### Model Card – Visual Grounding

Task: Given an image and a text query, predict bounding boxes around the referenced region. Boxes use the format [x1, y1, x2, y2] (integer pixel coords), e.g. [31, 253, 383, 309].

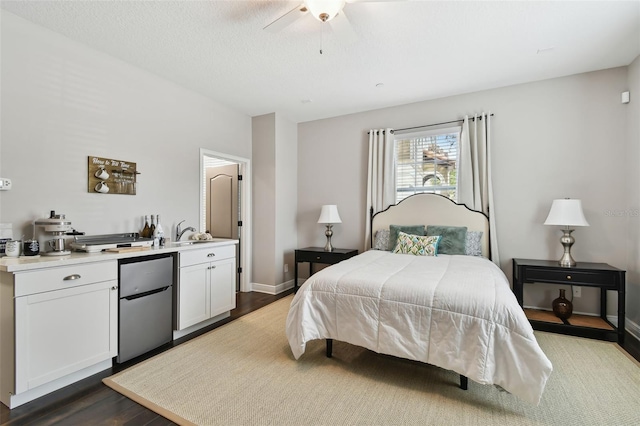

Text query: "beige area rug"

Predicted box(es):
[104, 296, 640, 425]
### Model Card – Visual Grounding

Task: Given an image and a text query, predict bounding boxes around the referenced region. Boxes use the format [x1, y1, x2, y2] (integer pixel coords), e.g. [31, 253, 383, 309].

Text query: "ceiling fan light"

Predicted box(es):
[304, 0, 346, 22]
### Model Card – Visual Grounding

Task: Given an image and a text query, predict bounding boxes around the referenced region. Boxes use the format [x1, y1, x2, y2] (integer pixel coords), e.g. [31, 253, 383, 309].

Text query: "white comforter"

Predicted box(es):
[286, 250, 553, 405]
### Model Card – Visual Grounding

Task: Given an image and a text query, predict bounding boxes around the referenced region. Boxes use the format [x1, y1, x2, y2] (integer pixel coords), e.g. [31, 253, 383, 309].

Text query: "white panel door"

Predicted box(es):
[206, 164, 238, 239]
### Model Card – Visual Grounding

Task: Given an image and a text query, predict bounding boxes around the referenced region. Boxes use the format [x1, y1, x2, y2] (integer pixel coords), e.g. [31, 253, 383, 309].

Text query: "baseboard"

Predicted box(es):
[619, 317, 640, 341]
[623, 330, 640, 363]
[251, 279, 299, 295]
[4, 359, 112, 409]
[173, 311, 230, 340]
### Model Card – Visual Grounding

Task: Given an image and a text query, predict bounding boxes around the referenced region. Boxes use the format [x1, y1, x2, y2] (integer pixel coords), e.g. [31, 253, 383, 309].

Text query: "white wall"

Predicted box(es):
[0, 12, 251, 239]
[625, 55, 640, 333]
[298, 67, 631, 319]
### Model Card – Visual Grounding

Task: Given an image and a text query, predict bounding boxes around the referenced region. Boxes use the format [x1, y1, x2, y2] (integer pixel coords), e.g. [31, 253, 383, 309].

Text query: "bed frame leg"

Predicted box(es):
[326, 339, 333, 358]
[459, 375, 468, 390]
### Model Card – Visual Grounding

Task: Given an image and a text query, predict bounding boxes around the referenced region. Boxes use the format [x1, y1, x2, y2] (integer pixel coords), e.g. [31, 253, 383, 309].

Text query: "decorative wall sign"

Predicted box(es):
[88, 156, 139, 195]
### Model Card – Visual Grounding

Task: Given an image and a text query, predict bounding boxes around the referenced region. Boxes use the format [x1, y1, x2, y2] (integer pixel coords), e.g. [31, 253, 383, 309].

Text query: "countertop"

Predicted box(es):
[0, 239, 239, 273]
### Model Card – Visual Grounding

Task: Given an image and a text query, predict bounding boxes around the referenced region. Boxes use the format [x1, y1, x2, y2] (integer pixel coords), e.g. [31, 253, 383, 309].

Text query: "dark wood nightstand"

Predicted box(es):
[294, 247, 358, 292]
[512, 258, 626, 344]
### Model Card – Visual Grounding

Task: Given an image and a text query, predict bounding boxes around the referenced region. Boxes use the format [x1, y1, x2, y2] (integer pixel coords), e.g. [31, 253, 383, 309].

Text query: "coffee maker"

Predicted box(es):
[35, 211, 72, 256]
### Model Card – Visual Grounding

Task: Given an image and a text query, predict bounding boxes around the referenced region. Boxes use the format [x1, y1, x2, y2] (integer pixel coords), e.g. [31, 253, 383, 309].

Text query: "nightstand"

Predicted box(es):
[513, 258, 626, 344]
[294, 247, 358, 292]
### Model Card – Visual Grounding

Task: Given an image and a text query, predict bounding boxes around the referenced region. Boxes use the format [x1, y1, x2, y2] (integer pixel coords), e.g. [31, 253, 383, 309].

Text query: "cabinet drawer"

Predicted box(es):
[179, 244, 236, 267]
[14, 261, 117, 297]
[524, 268, 613, 286]
[296, 250, 346, 264]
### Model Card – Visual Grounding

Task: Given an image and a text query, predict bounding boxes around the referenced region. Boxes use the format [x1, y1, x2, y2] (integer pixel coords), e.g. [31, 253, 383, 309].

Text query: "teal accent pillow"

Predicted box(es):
[426, 225, 468, 255]
[388, 225, 426, 251]
[392, 232, 441, 256]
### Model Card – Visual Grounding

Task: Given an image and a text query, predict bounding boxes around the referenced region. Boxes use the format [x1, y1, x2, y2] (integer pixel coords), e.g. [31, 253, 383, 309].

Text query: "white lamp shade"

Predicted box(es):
[318, 205, 342, 224]
[544, 199, 589, 227]
[304, 0, 346, 22]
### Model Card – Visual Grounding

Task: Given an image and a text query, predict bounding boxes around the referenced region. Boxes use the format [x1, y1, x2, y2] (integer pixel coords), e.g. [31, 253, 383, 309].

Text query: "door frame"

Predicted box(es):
[199, 148, 252, 293]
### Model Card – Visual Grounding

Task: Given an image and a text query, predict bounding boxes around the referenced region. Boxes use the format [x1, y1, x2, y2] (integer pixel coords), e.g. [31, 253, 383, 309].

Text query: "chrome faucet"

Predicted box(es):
[176, 220, 196, 241]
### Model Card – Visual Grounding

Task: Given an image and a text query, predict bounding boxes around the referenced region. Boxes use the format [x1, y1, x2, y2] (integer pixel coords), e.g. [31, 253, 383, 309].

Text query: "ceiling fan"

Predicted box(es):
[264, 0, 405, 45]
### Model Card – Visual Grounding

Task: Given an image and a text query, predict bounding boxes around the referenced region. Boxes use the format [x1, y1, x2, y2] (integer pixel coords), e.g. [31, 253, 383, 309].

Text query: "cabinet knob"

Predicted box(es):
[111, 286, 118, 290]
[566, 275, 572, 280]
[207, 253, 216, 257]
[63, 274, 81, 281]
[208, 265, 217, 270]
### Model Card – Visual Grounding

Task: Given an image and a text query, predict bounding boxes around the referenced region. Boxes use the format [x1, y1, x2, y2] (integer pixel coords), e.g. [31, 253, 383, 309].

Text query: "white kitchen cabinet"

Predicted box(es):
[178, 262, 211, 329]
[0, 261, 118, 408]
[208, 257, 235, 316]
[177, 244, 236, 331]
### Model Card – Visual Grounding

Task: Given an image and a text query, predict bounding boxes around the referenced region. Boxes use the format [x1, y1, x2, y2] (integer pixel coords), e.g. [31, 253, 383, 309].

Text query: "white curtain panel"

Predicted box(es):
[365, 128, 395, 249]
[459, 114, 500, 265]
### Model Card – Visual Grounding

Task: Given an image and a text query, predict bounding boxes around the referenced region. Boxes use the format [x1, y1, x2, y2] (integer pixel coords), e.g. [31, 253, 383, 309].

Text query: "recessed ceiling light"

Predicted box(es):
[376, 83, 384, 88]
[301, 99, 313, 104]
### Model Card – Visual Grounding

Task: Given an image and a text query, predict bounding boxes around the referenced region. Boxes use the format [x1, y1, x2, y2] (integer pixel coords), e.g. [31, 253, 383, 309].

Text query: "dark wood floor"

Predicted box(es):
[2, 290, 639, 426]
[0, 290, 293, 426]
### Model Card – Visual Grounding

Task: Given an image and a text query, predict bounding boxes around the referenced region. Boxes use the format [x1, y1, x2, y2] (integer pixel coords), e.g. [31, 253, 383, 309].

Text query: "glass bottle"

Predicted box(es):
[141, 215, 150, 238]
[149, 215, 156, 238]
[154, 214, 165, 245]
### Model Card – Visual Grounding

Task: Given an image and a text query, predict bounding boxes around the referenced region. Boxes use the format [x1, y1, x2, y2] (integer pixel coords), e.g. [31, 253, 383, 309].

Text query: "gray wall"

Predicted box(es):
[251, 113, 297, 291]
[0, 12, 251, 240]
[275, 114, 298, 285]
[251, 114, 277, 286]
[298, 66, 637, 335]
[625, 55, 640, 330]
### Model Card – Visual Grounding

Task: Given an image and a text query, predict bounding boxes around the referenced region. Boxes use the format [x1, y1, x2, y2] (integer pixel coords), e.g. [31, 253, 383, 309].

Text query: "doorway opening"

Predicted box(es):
[199, 149, 252, 293]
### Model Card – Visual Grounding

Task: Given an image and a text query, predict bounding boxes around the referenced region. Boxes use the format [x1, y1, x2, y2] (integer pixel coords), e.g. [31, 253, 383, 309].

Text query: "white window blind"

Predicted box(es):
[394, 126, 461, 203]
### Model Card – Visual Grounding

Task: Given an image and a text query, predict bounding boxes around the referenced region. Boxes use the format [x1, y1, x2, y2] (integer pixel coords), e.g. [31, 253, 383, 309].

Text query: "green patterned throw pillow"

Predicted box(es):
[392, 232, 441, 256]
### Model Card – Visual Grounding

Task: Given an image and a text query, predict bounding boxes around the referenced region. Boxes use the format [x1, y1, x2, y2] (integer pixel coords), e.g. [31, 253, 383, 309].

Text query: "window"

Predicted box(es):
[394, 126, 460, 203]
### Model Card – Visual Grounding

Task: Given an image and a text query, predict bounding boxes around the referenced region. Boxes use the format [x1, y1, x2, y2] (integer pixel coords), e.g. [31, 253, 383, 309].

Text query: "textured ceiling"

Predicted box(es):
[2, 0, 639, 123]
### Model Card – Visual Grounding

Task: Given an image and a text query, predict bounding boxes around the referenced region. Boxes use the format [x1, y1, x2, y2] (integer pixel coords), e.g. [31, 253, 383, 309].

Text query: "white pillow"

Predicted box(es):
[373, 229, 390, 251]
[465, 231, 483, 256]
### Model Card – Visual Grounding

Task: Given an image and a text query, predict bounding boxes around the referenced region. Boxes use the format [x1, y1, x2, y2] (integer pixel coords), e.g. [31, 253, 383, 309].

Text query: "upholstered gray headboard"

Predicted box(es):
[371, 194, 490, 258]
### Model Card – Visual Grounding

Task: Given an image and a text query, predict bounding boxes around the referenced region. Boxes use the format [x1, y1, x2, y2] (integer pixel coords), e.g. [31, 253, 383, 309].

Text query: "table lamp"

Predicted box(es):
[318, 205, 342, 251]
[544, 198, 589, 267]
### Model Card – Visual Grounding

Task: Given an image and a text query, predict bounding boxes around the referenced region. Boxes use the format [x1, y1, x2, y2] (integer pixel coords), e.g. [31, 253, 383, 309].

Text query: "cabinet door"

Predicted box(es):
[209, 257, 236, 318]
[14, 280, 118, 393]
[178, 262, 211, 330]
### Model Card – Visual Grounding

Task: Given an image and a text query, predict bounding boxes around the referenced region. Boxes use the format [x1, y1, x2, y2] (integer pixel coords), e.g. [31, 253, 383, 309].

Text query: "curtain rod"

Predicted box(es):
[368, 114, 495, 135]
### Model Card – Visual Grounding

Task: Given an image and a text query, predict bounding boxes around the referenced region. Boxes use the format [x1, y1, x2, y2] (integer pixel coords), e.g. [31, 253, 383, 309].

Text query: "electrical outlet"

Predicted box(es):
[573, 286, 581, 298]
[284, 263, 289, 273]
[0, 178, 12, 191]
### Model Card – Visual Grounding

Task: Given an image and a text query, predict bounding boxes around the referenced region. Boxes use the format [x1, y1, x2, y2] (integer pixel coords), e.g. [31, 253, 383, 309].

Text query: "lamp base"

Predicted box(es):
[324, 224, 334, 252]
[558, 228, 576, 267]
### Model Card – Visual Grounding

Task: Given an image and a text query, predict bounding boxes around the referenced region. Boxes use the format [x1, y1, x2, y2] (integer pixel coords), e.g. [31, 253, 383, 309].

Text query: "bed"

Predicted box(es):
[285, 194, 553, 405]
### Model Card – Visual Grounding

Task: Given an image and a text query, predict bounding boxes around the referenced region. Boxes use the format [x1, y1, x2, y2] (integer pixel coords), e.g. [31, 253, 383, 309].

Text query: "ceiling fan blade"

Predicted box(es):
[263, 3, 308, 32]
[346, 0, 409, 3]
[329, 11, 358, 44]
